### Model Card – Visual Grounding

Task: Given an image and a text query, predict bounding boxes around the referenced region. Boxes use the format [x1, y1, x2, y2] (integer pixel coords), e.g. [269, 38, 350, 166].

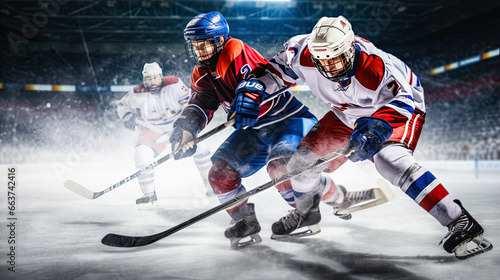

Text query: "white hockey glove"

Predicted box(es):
[122, 113, 137, 131]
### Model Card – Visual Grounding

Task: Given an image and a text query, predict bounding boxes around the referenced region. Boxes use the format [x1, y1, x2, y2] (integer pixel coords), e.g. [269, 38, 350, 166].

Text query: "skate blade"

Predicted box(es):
[270, 224, 321, 240]
[229, 233, 262, 249]
[137, 201, 158, 211]
[454, 234, 493, 260]
[334, 212, 352, 220]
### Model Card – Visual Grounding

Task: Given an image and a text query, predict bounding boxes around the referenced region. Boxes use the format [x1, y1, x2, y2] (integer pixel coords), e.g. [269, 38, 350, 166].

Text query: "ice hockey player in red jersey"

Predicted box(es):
[170, 11, 319, 248]
[116, 62, 213, 208]
[258, 16, 492, 259]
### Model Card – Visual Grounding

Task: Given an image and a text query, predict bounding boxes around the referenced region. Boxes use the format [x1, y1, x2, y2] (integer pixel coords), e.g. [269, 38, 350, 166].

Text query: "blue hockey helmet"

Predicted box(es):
[184, 11, 229, 67]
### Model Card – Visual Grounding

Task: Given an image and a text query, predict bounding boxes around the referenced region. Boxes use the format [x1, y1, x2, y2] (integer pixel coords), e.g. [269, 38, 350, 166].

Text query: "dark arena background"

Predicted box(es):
[1, 1, 499, 279]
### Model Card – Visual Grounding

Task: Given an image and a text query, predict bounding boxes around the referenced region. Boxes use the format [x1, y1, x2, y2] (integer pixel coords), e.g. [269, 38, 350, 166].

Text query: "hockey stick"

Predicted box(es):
[64, 119, 234, 200]
[135, 119, 163, 134]
[65, 85, 294, 200]
[101, 147, 352, 247]
[335, 178, 395, 215]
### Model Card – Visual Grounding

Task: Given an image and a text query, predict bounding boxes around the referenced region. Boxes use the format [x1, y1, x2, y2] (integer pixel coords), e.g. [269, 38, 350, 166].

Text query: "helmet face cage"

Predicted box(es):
[185, 37, 223, 67]
[312, 43, 355, 82]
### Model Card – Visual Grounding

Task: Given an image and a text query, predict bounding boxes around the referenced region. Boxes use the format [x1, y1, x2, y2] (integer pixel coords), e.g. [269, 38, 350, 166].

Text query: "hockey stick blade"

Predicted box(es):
[102, 197, 251, 247]
[102, 148, 351, 248]
[336, 178, 395, 215]
[64, 180, 100, 200]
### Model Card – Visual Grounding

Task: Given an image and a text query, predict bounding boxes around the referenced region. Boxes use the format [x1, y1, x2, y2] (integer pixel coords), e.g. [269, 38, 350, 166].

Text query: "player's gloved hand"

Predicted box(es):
[122, 112, 137, 131]
[346, 117, 393, 162]
[170, 127, 196, 160]
[169, 111, 203, 160]
[228, 79, 267, 129]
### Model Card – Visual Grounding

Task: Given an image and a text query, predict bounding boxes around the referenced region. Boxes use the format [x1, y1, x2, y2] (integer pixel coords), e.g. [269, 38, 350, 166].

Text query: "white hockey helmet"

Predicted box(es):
[142, 62, 162, 77]
[308, 16, 355, 82]
[142, 62, 163, 93]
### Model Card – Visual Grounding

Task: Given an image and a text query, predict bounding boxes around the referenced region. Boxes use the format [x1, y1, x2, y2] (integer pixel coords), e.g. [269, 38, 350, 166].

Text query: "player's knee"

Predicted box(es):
[208, 159, 242, 195]
[397, 163, 423, 189]
[267, 157, 288, 178]
[287, 146, 318, 173]
[288, 146, 323, 186]
[268, 157, 292, 192]
[373, 145, 417, 186]
[134, 145, 156, 167]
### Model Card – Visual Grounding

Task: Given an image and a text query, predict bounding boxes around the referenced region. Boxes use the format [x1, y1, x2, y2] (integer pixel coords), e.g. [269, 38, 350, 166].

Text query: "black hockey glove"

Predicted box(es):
[122, 112, 137, 131]
[170, 110, 204, 160]
[347, 117, 393, 162]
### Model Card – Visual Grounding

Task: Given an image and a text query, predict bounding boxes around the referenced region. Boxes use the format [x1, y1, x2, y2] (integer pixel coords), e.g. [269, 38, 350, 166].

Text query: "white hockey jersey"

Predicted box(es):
[266, 35, 426, 129]
[116, 76, 190, 132]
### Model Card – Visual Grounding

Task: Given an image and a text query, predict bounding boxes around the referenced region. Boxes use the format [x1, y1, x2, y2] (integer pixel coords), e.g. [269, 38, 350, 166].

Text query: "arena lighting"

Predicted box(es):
[430, 47, 499, 75]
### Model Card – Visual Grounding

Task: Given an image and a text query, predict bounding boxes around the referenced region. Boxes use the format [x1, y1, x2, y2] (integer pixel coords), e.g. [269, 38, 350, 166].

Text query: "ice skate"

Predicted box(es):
[224, 203, 262, 249]
[439, 199, 493, 260]
[271, 194, 321, 240]
[136, 192, 158, 210]
[326, 179, 394, 220]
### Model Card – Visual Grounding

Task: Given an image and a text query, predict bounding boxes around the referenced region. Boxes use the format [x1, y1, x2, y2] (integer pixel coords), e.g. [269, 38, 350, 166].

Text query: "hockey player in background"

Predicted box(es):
[116, 62, 213, 208]
[169, 11, 320, 248]
[257, 16, 492, 259]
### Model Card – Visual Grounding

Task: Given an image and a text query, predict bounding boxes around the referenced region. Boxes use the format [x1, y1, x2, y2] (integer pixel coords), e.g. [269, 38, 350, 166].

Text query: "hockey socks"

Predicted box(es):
[399, 164, 461, 226]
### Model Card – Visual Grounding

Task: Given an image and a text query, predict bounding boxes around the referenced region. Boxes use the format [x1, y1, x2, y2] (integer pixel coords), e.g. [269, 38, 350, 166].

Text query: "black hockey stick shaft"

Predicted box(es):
[101, 147, 351, 247]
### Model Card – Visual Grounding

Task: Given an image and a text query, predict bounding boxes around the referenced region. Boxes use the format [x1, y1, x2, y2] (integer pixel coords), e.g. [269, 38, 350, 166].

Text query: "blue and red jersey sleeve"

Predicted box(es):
[216, 38, 269, 90]
[184, 38, 270, 128]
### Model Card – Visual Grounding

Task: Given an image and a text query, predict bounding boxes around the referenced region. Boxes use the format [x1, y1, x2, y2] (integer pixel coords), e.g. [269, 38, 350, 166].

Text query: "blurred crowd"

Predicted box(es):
[1, 36, 499, 163]
[416, 88, 500, 161]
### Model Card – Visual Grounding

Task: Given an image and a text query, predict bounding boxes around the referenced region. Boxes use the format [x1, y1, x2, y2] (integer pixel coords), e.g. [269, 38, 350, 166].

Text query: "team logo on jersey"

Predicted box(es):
[240, 64, 252, 80]
[333, 84, 349, 91]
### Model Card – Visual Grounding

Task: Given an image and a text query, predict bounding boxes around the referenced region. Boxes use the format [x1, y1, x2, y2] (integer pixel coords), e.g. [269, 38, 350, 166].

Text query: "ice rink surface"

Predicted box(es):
[1, 155, 499, 280]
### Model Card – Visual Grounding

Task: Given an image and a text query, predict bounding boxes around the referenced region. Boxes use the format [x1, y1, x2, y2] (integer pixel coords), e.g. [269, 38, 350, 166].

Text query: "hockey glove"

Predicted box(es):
[347, 117, 393, 162]
[170, 110, 203, 160]
[228, 79, 267, 129]
[122, 112, 137, 131]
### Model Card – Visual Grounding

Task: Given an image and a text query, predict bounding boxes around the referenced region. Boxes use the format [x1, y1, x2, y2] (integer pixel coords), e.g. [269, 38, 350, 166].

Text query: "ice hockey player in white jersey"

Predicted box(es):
[116, 62, 213, 208]
[258, 16, 492, 259]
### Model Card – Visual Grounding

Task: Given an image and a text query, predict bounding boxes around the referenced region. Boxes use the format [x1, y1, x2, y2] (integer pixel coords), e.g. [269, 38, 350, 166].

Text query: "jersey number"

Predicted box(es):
[240, 64, 252, 80]
[387, 80, 401, 96]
